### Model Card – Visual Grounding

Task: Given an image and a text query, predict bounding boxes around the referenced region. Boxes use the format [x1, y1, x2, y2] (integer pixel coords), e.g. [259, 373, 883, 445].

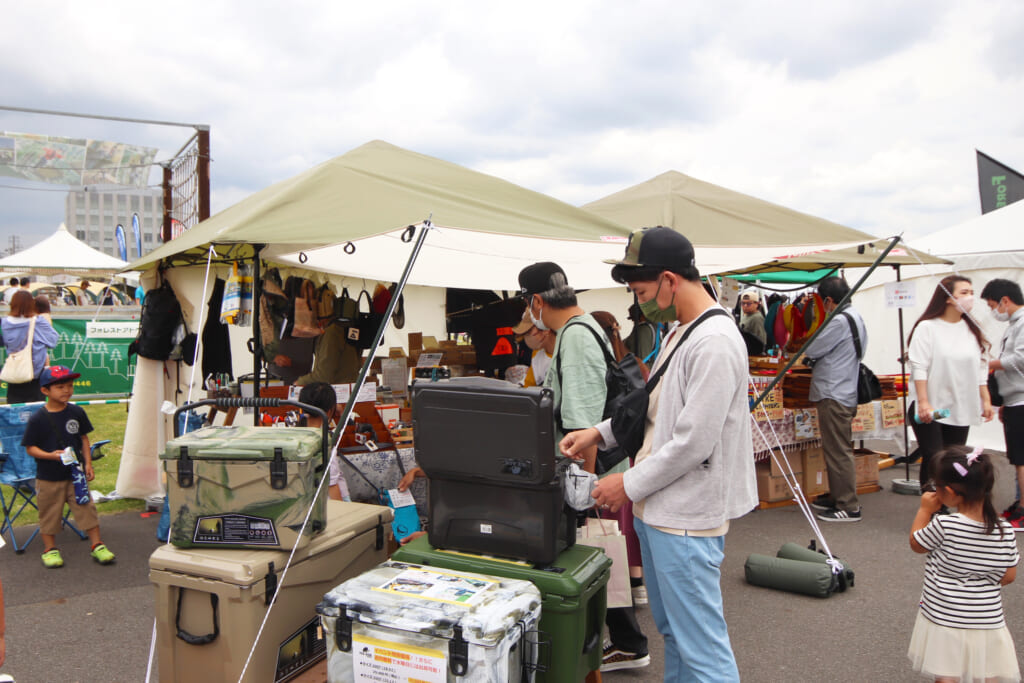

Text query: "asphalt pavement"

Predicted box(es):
[2, 453, 1023, 682]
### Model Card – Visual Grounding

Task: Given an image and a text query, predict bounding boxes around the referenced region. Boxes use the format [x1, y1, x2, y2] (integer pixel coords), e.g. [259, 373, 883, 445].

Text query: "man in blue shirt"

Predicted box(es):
[804, 277, 867, 522]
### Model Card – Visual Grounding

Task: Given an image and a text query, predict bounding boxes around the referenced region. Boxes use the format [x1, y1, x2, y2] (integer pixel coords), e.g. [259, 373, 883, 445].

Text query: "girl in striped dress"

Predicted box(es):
[909, 446, 1020, 682]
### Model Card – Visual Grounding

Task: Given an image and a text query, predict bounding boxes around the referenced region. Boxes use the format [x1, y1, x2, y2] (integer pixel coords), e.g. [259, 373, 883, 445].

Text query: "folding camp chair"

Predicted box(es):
[0, 404, 109, 554]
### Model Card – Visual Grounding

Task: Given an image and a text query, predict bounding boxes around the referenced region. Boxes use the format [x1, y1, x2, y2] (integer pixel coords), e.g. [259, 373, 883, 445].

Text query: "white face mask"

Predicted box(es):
[529, 298, 548, 331]
[992, 302, 1011, 323]
[956, 295, 974, 314]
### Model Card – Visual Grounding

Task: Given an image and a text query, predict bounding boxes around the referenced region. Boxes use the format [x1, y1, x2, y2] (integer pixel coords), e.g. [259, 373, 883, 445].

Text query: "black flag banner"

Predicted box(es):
[977, 150, 1024, 214]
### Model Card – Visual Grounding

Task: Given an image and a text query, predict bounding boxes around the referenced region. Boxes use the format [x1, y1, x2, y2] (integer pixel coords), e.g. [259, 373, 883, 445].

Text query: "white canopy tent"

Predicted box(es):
[0, 223, 130, 274]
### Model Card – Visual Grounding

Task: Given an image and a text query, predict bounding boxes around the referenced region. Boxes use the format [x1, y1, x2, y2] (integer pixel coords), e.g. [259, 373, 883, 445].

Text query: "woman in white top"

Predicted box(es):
[908, 275, 994, 492]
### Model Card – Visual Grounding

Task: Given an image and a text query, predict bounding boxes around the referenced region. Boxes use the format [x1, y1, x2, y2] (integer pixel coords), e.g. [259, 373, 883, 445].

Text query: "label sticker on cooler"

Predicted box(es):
[192, 514, 280, 545]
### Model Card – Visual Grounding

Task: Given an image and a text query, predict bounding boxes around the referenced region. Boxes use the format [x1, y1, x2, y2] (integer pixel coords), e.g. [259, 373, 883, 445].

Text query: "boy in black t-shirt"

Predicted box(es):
[21, 366, 115, 568]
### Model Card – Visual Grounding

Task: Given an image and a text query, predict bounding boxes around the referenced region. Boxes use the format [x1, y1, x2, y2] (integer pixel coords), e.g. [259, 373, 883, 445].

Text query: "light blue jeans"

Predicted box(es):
[634, 518, 740, 682]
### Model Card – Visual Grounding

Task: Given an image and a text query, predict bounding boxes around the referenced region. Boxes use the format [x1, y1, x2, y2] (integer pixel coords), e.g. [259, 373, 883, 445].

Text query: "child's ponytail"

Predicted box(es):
[931, 446, 1003, 537]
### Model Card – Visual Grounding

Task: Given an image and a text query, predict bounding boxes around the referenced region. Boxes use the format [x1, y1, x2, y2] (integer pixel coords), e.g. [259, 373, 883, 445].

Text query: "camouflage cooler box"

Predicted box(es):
[161, 424, 328, 550]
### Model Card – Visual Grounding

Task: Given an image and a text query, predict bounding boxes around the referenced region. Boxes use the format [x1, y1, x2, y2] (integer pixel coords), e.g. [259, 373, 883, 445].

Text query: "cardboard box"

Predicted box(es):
[756, 462, 794, 503]
[802, 446, 829, 497]
[766, 447, 804, 478]
[854, 448, 880, 485]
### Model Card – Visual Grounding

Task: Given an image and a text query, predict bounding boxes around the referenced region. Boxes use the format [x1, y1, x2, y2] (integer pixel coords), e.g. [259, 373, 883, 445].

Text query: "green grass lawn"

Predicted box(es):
[1, 402, 146, 527]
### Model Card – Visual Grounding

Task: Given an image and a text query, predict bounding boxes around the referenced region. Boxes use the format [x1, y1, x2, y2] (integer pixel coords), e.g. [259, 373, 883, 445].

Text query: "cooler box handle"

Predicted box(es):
[173, 397, 330, 470]
[175, 589, 219, 645]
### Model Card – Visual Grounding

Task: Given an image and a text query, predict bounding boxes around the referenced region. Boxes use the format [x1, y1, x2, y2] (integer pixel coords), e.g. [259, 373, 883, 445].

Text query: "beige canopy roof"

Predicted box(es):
[129, 140, 634, 273]
[583, 170, 948, 272]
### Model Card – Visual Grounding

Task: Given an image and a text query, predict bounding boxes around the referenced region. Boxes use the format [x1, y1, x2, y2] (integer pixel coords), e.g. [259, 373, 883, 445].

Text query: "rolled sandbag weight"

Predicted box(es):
[777, 542, 854, 591]
[744, 554, 840, 598]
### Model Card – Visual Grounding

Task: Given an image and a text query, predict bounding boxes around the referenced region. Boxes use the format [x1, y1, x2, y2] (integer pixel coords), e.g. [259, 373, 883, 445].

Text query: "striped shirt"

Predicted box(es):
[914, 513, 1019, 629]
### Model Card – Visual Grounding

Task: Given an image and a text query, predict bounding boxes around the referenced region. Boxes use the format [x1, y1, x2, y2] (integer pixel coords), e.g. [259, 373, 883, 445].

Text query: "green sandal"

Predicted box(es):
[41, 548, 64, 568]
[91, 543, 116, 565]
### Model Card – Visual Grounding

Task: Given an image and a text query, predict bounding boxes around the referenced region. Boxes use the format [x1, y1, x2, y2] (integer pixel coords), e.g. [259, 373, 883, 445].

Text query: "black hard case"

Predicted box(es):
[411, 377, 575, 564]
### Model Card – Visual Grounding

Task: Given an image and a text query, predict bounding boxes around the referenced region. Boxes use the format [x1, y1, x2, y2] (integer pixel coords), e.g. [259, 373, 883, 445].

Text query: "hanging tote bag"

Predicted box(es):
[0, 317, 37, 384]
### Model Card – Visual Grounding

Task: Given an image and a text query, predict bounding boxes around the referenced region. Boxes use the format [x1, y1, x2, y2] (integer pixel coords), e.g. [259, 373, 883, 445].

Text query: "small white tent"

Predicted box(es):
[0, 223, 130, 273]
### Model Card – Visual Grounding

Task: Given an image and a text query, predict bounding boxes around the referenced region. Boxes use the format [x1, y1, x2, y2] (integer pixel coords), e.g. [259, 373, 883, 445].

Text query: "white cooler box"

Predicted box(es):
[318, 561, 542, 682]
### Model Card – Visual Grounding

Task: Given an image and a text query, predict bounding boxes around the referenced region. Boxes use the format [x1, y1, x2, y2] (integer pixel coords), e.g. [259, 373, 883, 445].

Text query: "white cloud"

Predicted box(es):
[2, 0, 1023, 252]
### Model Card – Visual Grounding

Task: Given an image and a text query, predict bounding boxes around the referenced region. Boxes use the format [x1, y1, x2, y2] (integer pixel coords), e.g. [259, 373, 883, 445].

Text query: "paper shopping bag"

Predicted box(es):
[577, 515, 632, 608]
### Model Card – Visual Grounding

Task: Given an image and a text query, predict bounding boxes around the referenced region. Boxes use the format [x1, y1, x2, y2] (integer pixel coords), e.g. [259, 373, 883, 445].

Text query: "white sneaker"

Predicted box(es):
[631, 584, 648, 606]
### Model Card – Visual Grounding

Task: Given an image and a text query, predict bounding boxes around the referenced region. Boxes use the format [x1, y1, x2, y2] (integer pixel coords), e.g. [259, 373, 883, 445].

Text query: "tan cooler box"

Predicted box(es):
[162, 424, 327, 550]
[150, 500, 393, 683]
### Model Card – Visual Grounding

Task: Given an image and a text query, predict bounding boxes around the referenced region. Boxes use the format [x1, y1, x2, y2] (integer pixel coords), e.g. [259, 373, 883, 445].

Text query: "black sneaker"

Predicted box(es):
[601, 646, 651, 672]
[810, 495, 836, 512]
[817, 507, 862, 523]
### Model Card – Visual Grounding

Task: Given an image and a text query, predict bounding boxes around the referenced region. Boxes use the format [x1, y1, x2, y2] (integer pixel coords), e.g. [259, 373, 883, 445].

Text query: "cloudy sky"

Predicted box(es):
[1, 1, 1022, 252]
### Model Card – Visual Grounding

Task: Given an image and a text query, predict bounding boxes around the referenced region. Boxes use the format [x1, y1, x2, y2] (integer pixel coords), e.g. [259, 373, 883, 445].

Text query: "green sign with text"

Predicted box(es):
[0, 318, 138, 399]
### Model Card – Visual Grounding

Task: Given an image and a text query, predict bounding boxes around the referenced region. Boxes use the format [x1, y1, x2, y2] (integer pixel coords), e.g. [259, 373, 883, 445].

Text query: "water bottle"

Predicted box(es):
[914, 408, 950, 423]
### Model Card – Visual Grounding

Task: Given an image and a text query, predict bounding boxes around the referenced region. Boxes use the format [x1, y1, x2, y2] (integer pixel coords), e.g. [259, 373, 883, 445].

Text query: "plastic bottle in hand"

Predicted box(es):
[914, 408, 950, 423]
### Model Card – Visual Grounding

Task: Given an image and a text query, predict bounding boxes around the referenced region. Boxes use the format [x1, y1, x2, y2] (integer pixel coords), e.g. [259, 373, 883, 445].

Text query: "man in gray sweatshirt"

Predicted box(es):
[981, 278, 1024, 526]
[561, 226, 757, 682]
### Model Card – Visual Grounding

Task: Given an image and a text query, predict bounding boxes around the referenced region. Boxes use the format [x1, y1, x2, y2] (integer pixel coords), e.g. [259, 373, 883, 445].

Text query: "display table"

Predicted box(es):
[337, 446, 427, 513]
[752, 400, 906, 460]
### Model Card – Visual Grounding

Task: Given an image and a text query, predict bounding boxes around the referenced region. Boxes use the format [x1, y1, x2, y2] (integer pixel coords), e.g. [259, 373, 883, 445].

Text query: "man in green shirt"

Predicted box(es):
[517, 261, 650, 671]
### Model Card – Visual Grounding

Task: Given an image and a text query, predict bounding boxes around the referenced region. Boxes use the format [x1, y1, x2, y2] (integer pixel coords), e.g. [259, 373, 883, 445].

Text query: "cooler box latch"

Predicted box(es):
[177, 445, 194, 488]
[449, 624, 469, 676]
[335, 605, 354, 652]
[270, 447, 287, 489]
[264, 562, 277, 606]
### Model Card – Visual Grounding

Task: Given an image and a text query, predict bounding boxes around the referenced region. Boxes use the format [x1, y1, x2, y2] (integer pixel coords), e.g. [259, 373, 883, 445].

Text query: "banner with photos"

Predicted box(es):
[0, 132, 157, 187]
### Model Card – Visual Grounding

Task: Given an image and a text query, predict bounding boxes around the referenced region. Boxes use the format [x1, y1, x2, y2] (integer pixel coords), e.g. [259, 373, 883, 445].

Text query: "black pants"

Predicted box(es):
[6, 378, 43, 404]
[607, 607, 647, 654]
[908, 401, 969, 491]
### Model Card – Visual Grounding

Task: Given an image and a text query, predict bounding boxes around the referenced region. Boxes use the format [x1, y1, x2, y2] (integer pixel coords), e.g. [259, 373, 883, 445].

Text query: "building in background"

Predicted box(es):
[64, 188, 162, 259]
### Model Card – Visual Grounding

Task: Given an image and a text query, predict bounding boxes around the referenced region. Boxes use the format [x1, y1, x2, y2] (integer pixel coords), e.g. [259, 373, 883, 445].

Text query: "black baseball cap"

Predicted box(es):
[518, 262, 568, 297]
[605, 226, 696, 273]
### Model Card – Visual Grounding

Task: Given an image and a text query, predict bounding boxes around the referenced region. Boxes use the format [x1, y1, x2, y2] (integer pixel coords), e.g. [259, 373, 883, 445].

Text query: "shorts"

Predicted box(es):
[36, 479, 99, 536]
[1003, 405, 1024, 466]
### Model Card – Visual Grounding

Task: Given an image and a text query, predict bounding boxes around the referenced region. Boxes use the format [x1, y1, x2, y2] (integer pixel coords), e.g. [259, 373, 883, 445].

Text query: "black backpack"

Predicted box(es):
[554, 319, 646, 474]
[129, 280, 183, 361]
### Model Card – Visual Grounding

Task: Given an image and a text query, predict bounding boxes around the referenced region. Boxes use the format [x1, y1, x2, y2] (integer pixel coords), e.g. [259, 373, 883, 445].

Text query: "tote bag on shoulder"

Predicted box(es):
[0, 317, 37, 384]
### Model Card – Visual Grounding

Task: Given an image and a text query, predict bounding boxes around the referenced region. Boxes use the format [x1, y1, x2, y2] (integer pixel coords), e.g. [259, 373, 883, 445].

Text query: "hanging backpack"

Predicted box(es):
[129, 279, 183, 361]
[553, 319, 646, 474]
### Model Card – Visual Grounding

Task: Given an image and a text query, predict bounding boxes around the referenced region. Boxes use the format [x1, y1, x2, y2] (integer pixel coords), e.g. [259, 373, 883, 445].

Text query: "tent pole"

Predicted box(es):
[328, 224, 432, 450]
[751, 235, 903, 410]
[252, 245, 264, 426]
[892, 264, 920, 494]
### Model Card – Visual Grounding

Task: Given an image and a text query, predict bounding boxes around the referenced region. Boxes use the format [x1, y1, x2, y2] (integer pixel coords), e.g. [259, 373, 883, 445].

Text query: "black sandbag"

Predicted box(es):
[744, 554, 838, 598]
[777, 542, 855, 591]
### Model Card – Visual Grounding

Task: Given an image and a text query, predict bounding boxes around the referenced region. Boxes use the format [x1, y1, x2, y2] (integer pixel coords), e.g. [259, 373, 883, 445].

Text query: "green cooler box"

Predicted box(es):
[162, 425, 327, 550]
[392, 534, 610, 683]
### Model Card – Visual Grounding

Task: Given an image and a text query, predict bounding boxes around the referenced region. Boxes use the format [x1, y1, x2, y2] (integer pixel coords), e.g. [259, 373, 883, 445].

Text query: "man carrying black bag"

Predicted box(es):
[804, 276, 868, 523]
[561, 227, 757, 682]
